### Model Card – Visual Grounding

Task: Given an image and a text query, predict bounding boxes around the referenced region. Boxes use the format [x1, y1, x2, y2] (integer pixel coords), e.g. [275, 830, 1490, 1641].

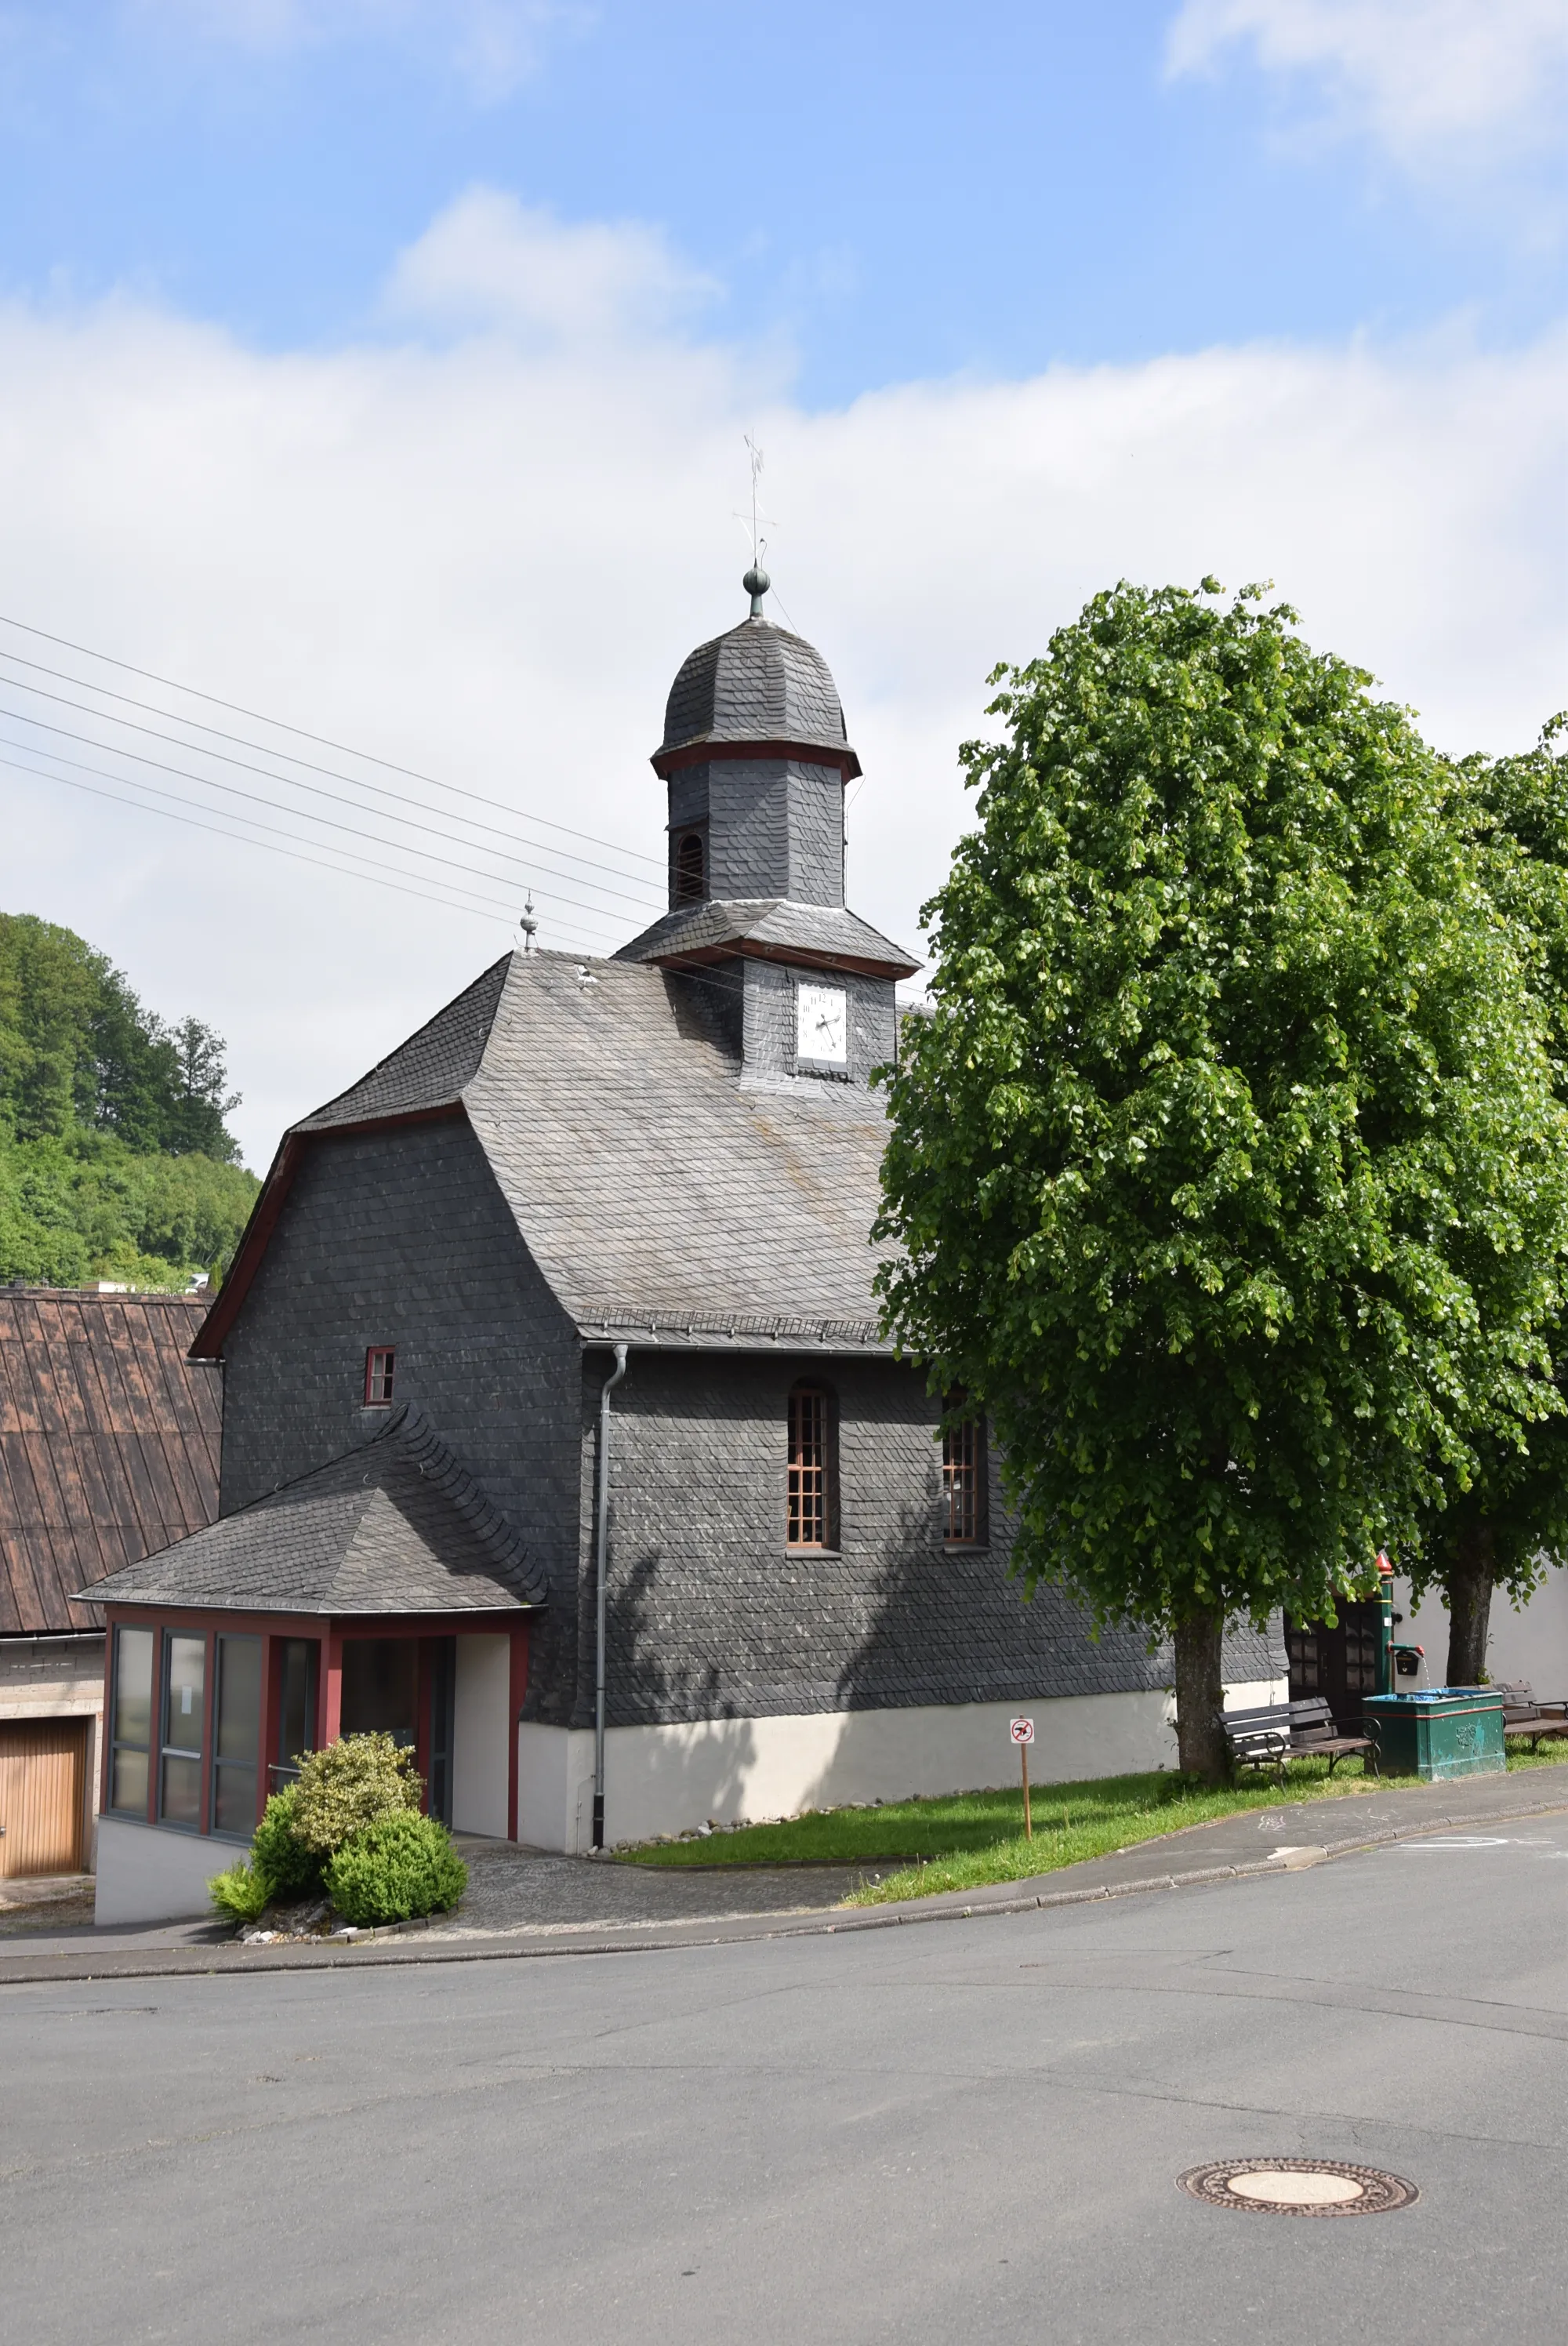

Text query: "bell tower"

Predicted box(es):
[616, 570, 918, 1089]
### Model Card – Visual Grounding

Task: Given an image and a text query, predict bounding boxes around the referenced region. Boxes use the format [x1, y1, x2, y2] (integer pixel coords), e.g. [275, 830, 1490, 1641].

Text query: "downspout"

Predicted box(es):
[592, 1343, 629, 1850]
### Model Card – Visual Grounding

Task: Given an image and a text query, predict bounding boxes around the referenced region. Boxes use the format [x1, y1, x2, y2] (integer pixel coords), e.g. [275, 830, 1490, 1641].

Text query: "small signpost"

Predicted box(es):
[1011, 1716, 1034, 1840]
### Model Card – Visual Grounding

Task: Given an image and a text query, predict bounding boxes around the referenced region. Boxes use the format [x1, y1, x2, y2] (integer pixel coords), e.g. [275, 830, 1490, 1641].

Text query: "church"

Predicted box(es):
[84, 569, 1284, 1923]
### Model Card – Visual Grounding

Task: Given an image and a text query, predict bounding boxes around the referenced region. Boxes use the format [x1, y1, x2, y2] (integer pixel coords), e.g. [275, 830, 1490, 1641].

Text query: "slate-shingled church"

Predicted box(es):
[85, 569, 1284, 1922]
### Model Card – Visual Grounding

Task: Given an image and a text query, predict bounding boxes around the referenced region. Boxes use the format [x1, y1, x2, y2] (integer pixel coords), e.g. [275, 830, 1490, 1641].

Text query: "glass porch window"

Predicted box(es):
[212, 1636, 262, 1838]
[108, 1625, 154, 1815]
[271, 1638, 318, 1791]
[787, 1385, 832, 1549]
[160, 1632, 206, 1828]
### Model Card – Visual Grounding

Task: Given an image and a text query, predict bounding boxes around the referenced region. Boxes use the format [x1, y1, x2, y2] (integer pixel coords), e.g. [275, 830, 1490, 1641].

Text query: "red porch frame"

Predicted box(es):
[100, 1606, 530, 1842]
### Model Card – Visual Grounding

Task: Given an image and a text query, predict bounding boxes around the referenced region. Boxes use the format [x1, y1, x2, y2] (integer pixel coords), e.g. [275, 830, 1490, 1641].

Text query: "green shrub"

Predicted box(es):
[324, 1810, 467, 1927]
[290, 1732, 422, 1855]
[208, 1860, 270, 1923]
[251, 1785, 323, 1899]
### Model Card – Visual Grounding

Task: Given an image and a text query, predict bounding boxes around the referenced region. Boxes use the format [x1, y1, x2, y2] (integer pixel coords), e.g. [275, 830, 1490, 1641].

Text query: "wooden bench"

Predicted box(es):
[1223, 1698, 1377, 1785]
[1492, 1681, 1568, 1752]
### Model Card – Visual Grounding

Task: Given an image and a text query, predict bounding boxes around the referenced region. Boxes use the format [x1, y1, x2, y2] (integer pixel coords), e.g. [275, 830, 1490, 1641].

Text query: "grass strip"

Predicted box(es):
[615, 1745, 1568, 1905]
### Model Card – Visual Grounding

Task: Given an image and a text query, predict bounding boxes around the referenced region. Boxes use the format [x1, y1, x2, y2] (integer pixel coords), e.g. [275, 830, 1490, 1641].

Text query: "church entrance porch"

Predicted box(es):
[93, 1607, 528, 1925]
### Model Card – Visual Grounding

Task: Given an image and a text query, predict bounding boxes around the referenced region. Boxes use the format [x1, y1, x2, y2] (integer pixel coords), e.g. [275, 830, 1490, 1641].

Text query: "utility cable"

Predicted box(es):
[0, 646, 662, 895]
[0, 686, 663, 915]
[0, 612, 666, 869]
[0, 713, 646, 940]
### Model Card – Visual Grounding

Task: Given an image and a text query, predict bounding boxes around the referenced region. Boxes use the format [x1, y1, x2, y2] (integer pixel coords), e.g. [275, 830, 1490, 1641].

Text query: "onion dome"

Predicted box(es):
[652, 568, 861, 780]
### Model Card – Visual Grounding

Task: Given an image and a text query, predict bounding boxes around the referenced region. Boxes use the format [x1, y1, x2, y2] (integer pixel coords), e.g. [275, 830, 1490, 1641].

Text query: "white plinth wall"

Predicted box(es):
[518, 1677, 1287, 1855]
[1395, 1565, 1568, 1693]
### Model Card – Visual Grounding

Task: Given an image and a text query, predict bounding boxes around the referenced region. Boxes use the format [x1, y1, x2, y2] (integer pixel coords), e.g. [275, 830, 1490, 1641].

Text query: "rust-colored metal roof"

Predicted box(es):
[0, 1290, 221, 1635]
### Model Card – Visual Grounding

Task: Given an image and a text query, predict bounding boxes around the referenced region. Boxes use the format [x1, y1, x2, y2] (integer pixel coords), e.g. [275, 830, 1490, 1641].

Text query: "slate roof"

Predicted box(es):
[616, 897, 920, 980]
[0, 1289, 221, 1635]
[655, 616, 859, 777]
[204, 950, 902, 1357]
[79, 1403, 543, 1614]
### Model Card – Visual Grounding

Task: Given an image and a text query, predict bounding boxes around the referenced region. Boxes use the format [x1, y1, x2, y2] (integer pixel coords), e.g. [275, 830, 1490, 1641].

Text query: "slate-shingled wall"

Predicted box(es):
[220, 1120, 582, 1607]
[218, 1120, 1281, 1740]
[546, 1350, 1282, 1734]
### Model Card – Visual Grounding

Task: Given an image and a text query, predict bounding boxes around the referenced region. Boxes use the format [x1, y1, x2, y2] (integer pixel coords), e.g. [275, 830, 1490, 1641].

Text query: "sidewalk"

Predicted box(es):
[3, 1763, 1564, 1986]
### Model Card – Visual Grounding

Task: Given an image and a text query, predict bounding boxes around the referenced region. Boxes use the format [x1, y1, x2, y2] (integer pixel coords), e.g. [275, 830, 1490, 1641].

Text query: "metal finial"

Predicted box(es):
[518, 895, 538, 953]
[743, 563, 771, 619]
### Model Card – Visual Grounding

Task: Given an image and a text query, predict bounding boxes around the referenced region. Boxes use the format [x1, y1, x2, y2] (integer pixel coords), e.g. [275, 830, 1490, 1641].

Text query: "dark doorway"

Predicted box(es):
[426, 1638, 456, 1825]
[1284, 1602, 1382, 1734]
[340, 1639, 419, 1748]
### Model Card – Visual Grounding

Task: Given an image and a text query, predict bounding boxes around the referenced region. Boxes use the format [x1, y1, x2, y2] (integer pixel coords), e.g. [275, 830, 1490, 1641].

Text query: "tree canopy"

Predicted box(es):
[875, 582, 1568, 1770]
[0, 911, 259, 1288]
[0, 911, 241, 1160]
[1413, 717, 1568, 1677]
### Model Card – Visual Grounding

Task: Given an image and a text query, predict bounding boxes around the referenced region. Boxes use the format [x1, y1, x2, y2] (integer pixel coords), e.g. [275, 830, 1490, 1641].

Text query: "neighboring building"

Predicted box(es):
[0, 1287, 220, 1881]
[83, 573, 1285, 1923]
[1286, 1574, 1568, 1726]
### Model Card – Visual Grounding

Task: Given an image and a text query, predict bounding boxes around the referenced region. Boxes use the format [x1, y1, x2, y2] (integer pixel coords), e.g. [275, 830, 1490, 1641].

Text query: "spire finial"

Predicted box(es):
[743, 561, 771, 619]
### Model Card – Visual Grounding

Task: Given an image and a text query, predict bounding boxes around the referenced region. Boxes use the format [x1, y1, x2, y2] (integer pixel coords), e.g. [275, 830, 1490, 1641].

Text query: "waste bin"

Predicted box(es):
[1363, 1689, 1505, 1781]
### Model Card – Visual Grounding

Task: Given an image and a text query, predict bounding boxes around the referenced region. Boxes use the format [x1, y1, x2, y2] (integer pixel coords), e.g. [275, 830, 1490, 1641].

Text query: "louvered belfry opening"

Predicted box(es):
[673, 831, 706, 904]
[788, 1384, 831, 1549]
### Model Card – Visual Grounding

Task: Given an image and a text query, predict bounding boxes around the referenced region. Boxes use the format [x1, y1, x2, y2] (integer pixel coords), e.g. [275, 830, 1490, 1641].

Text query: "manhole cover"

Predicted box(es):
[1177, 2159, 1417, 2216]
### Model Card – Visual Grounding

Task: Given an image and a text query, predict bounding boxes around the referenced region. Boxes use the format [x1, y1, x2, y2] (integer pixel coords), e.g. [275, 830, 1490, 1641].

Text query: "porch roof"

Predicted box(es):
[74, 1404, 544, 1616]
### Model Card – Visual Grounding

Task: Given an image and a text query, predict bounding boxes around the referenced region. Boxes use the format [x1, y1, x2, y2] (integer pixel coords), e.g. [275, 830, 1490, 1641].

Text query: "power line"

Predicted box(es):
[0, 684, 664, 915]
[0, 710, 648, 942]
[0, 645, 663, 896]
[0, 611, 667, 869]
[5, 749, 752, 1004]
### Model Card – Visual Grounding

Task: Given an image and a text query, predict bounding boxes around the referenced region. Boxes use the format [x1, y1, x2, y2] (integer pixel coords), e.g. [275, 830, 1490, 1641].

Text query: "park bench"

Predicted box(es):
[1492, 1681, 1568, 1752]
[1223, 1697, 1377, 1785]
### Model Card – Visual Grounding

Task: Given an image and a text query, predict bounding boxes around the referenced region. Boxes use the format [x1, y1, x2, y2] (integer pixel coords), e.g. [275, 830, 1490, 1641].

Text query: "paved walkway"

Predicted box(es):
[2, 1761, 1565, 1985]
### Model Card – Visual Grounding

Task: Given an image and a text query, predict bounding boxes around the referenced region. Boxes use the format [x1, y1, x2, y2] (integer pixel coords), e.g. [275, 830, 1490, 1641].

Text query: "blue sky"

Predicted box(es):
[0, 2, 1564, 1164]
[2, 2, 1561, 398]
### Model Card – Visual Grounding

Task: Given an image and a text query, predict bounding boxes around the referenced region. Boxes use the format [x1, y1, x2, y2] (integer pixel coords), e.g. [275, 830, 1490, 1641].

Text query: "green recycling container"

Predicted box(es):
[1363, 1690, 1505, 1781]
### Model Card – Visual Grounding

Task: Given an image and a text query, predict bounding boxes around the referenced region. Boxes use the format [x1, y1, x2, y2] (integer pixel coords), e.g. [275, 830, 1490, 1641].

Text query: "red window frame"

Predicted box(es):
[788, 1384, 834, 1549]
[364, 1346, 396, 1405]
[942, 1415, 985, 1545]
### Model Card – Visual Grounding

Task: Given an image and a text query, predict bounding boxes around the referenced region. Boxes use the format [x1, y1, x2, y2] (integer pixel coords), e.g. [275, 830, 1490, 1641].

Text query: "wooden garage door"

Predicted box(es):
[0, 1720, 87, 1879]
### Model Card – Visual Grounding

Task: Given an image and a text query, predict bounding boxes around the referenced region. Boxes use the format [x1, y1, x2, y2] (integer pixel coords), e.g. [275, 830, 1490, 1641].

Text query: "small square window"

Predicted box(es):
[364, 1346, 396, 1405]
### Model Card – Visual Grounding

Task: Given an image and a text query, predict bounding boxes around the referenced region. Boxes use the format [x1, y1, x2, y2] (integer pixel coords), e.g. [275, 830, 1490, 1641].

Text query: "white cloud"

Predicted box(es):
[0, 198, 1563, 1168]
[1167, 0, 1568, 163]
[383, 189, 723, 349]
[123, 0, 584, 100]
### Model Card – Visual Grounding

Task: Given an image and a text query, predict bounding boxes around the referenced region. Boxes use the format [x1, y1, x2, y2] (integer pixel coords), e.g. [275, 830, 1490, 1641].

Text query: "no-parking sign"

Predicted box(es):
[1010, 1716, 1034, 1745]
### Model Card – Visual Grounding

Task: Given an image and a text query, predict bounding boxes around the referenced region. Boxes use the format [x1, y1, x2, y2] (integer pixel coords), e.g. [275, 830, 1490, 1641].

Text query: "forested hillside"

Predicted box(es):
[0, 913, 261, 1289]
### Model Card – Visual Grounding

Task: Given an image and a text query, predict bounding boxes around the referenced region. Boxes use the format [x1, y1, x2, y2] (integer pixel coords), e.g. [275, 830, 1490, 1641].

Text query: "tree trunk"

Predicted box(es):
[1445, 1518, 1495, 1688]
[1174, 1608, 1228, 1782]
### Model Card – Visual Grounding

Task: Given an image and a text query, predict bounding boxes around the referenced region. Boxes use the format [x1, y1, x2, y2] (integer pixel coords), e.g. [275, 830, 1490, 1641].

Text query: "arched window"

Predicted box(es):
[673, 832, 706, 904]
[788, 1382, 836, 1549]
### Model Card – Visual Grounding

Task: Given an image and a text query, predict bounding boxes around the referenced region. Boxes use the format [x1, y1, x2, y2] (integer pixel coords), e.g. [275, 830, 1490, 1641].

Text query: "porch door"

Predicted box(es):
[0, 1720, 86, 1878]
[427, 1639, 456, 1827]
[1284, 1602, 1383, 1734]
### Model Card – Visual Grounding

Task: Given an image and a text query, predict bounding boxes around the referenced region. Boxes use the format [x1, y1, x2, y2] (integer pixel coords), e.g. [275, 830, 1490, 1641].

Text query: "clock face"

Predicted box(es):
[796, 982, 848, 1066]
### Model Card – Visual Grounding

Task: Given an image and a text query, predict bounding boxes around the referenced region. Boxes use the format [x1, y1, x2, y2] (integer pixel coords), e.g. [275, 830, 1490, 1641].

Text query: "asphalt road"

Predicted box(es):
[2, 1814, 1565, 2344]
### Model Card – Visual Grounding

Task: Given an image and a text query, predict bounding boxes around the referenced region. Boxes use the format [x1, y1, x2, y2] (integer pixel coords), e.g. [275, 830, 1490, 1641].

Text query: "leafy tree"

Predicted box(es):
[0, 912, 241, 1160]
[876, 583, 1568, 1778]
[1414, 717, 1568, 1683]
[0, 911, 256, 1288]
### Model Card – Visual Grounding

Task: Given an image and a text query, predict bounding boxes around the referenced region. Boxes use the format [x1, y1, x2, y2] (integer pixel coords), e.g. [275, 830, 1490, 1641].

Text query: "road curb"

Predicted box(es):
[3, 1784, 1565, 1988]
